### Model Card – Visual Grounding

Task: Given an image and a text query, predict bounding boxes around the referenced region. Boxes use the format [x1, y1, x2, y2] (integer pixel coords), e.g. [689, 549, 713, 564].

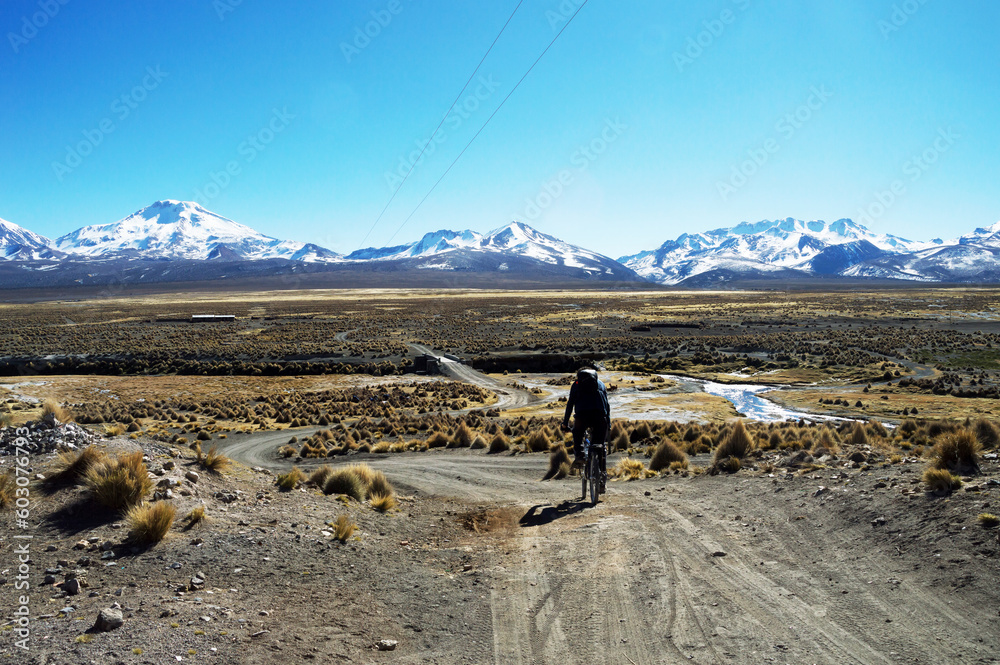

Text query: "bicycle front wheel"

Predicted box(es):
[589, 455, 599, 505]
[581, 455, 588, 501]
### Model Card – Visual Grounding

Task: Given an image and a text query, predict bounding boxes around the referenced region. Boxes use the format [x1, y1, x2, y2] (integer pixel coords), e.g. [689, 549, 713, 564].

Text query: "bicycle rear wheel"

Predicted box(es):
[589, 455, 599, 505]
[580, 453, 588, 501]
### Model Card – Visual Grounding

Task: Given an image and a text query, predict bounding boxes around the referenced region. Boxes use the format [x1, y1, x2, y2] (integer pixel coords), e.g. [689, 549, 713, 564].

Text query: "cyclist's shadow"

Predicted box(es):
[518, 500, 589, 527]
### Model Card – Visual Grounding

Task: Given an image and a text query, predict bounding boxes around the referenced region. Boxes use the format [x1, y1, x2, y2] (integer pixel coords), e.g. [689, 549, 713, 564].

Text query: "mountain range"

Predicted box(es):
[1, 200, 999, 288]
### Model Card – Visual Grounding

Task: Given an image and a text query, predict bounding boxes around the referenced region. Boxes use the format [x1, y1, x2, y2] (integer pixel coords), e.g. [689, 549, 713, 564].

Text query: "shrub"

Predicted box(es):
[717, 456, 741, 474]
[85, 451, 153, 511]
[42, 400, 73, 423]
[611, 432, 630, 452]
[0, 473, 14, 509]
[923, 467, 961, 494]
[333, 514, 354, 542]
[629, 422, 654, 443]
[51, 445, 107, 484]
[365, 470, 394, 498]
[276, 467, 304, 490]
[370, 493, 397, 512]
[649, 439, 687, 472]
[931, 429, 981, 474]
[544, 444, 572, 480]
[323, 469, 366, 501]
[126, 501, 176, 545]
[488, 433, 510, 454]
[196, 430, 211, 441]
[470, 435, 488, 450]
[714, 420, 753, 464]
[978, 513, 999, 528]
[201, 445, 230, 473]
[278, 445, 296, 458]
[103, 424, 125, 436]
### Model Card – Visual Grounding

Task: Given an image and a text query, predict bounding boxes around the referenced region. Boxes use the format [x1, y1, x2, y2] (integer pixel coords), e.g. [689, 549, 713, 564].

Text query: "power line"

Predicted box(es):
[385, 0, 589, 245]
[356, 0, 525, 250]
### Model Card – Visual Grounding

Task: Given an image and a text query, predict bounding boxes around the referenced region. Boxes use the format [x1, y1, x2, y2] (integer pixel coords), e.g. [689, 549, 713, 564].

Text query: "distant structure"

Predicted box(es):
[413, 354, 442, 375]
[190, 314, 236, 322]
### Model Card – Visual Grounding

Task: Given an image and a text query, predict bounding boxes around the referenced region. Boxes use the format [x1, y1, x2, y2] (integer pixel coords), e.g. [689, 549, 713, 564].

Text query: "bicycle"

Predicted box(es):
[579, 432, 607, 505]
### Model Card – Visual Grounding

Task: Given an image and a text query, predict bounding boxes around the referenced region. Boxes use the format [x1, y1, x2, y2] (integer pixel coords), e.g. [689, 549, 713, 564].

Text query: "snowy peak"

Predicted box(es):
[0, 217, 53, 260]
[960, 221, 1000, 247]
[54, 200, 341, 262]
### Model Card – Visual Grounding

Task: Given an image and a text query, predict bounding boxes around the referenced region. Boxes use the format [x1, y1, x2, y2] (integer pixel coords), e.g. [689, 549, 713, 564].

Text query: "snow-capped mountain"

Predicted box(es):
[0, 217, 61, 260]
[618, 217, 933, 285]
[347, 221, 633, 278]
[53, 200, 342, 263]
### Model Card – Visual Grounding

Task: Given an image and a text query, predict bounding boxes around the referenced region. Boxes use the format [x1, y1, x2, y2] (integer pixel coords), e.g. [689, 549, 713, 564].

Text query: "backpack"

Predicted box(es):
[573, 368, 606, 415]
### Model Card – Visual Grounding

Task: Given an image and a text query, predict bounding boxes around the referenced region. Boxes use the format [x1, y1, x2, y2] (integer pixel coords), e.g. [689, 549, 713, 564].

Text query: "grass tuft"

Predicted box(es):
[276, 467, 305, 490]
[370, 492, 397, 512]
[201, 445, 230, 473]
[612, 457, 647, 481]
[323, 468, 366, 501]
[126, 501, 176, 545]
[51, 445, 107, 484]
[931, 429, 981, 474]
[333, 514, 355, 542]
[978, 513, 999, 528]
[649, 438, 687, 472]
[714, 420, 754, 463]
[0, 473, 14, 509]
[923, 467, 962, 494]
[308, 465, 333, 487]
[543, 443, 572, 480]
[488, 432, 510, 454]
[85, 451, 153, 511]
[184, 505, 206, 526]
[42, 400, 73, 423]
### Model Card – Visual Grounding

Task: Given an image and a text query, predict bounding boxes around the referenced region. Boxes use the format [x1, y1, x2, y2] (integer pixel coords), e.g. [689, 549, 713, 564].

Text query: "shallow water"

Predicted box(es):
[659, 374, 844, 423]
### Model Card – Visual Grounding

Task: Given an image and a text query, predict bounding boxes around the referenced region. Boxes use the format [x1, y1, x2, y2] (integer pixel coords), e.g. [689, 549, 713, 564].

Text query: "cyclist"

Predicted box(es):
[561, 367, 611, 481]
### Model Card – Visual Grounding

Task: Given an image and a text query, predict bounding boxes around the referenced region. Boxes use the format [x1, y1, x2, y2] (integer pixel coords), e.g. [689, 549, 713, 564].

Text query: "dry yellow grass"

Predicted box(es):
[370, 492, 397, 512]
[714, 420, 754, 463]
[85, 451, 153, 511]
[201, 445, 230, 473]
[42, 400, 73, 422]
[276, 467, 305, 490]
[612, 457, 650, 481]
[543, 443, 572, 480]
[184, 505, 206, 526]
[649, 438, 687, 472]
[333, 514, 355, 542]
[0, 473, 14, 509]
[931, 429, 981, 474]
[51, 445, 107, 483]
[923, 467, 962, 493]
[126, 501, 176, 544]
[978, 513, 999, 528]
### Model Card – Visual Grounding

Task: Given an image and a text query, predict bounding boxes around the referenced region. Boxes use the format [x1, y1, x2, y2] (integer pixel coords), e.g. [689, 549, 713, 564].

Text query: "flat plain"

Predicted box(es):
[1, 286, 999, 664]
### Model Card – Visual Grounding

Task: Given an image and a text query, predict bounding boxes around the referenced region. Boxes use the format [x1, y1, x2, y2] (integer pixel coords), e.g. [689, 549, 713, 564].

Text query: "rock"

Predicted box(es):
[871, 516, 887, 527]
[814, 486, 828, 497]
[191, 577, 205, 588]
[158, 478, 180, 488]
[73, 540, 88, 550]
[874, 481, 887, 489]
[101, 541, 114, 552]
[849, 452, 867, 463]
[376, 639, 398, 651]
[45, 544, 57, 552]
[185, 471, 200, 483]
[163, 460, 176, 470]
[94, 608, 124, 632]
[43, 574, 57, 585]
[711, 551, 727, 557]
[62, 579, 81, 595]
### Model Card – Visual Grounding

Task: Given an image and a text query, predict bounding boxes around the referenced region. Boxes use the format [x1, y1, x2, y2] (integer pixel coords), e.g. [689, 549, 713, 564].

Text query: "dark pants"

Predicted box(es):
[573, 414, 608, 473]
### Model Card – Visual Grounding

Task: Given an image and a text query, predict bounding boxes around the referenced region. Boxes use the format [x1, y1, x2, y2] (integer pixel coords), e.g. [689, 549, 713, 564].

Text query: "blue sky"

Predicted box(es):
[1, 0, 997, 258]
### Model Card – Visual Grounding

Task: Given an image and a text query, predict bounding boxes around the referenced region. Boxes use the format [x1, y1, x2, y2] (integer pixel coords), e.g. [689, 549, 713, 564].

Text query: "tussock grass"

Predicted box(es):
[488, 432, 510, 454]
[470, 435, 488, 450]
[543, 443, 572, 480]
[370, 492, 396, 512]
[365, 469, 394, 499]
[333, 514, 355, 542]
[526, 429, 551, 452]
[849, 422, 869, 446]
[50, 445, 107, 484]
[553, 462, 572, 479]
[323, 469, 366, 501]
[184, 505, 206, 526]
[714, 420, 753, 463]
[0, 411, 12, 429]
[103, 423, 126, 436]
[649, 439, 687, 472]
[126, 501, 176, 545]
[201, 445, 230, 473]
[276, 467, 305, 490]
[923, 467, 962, 493]
[0, 473, 14, 509]
[425, 432, 450, 448]
[612, 457, 649, 481]
[978, 513, 999, 528]
[85, 451, 153, 511]
[278, 445, 296, 458]
[716, 456, 741, 474]
[931, 429, 981, 474]
[345, 463, 376, 488]
[973, 418, 999, 449]
[308, 465, 333, 487]
[450, 422, 474, 448]
[42, 400, 73, 422]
